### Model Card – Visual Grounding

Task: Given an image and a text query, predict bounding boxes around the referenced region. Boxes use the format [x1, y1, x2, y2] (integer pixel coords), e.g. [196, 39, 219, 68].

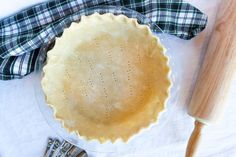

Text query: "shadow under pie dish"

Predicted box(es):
[41, 13, 171, 143]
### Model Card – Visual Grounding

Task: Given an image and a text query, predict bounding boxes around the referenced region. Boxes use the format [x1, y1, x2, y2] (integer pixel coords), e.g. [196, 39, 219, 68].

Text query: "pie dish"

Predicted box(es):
[41, 13, 171, 143]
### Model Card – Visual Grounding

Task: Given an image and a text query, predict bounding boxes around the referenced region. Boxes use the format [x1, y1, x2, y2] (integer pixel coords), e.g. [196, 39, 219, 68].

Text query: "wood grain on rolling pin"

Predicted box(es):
[188, 0, 236, 124]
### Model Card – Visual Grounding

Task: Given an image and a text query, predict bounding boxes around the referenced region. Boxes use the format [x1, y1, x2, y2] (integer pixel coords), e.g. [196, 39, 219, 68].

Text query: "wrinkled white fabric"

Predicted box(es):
[1, 0, 236, 157]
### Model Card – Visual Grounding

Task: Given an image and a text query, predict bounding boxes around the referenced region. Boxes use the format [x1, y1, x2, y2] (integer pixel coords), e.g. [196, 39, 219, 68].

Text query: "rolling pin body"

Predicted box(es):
[188, 0, 236, 123]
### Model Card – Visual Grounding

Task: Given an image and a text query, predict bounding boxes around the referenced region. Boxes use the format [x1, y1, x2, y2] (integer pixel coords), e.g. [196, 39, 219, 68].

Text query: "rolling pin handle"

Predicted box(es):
[185, 120, 204, 157]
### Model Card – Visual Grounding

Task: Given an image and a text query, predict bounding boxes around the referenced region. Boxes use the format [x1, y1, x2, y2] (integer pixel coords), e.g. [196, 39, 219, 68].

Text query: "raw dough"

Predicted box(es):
[42, 13, 171, 142]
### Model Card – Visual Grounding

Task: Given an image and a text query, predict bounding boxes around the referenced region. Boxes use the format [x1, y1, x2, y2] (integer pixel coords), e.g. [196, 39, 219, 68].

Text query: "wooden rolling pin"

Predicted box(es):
[185, 0, 236, 157]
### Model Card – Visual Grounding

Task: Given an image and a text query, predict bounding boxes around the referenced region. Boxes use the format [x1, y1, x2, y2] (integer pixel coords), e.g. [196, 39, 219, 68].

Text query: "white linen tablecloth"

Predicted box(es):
[1, 0, 236, 157]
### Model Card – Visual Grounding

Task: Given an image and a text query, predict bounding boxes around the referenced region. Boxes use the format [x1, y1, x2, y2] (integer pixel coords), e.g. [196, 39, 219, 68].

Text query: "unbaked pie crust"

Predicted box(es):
[42, 13, 171, 143]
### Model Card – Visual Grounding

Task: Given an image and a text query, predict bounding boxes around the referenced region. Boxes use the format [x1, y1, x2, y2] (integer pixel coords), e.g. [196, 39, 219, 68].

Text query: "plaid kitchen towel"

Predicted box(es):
[0, 0, 207, 80]
[43, 138, 87, 157]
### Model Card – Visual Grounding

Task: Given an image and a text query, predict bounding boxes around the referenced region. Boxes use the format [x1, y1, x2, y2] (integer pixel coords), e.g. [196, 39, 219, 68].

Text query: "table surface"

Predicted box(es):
[1, 0, 236, 157]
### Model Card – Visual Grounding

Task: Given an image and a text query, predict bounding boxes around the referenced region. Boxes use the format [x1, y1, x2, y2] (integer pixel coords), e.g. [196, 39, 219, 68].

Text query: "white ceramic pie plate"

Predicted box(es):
[34, 6, 181, 154]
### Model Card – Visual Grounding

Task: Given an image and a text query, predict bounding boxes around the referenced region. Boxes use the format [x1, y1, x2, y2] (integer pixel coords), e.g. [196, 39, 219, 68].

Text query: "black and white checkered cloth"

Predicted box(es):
[0, 0, 207, 80]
